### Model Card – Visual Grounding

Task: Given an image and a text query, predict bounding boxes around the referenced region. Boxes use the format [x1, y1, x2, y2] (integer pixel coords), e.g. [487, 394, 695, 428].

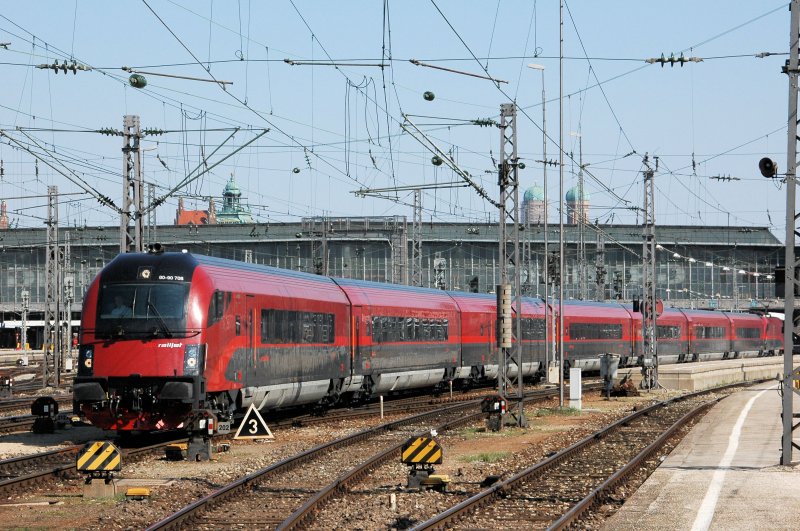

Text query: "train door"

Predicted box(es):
[246, 294, 256, 366]
[351, 305, 364, 376]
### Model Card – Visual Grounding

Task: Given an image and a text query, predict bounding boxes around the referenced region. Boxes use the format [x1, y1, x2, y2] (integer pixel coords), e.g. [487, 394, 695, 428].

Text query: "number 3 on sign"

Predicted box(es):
[233, 404, 274, 440]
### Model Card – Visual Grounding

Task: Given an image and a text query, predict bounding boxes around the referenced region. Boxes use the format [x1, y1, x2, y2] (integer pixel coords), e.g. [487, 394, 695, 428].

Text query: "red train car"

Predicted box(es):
[73, 249, 784, 437]
[561, 301, 637, 371]
[332, 277, 461, 396]
[74, 251, 352, 431]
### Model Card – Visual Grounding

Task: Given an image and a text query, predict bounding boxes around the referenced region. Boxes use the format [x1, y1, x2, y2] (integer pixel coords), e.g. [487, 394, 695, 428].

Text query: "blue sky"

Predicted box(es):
[0, 1, 791, 238]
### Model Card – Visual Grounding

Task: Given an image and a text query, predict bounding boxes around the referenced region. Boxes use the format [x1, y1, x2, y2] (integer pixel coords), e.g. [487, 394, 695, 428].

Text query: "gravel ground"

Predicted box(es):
[0, 391, 667, 530]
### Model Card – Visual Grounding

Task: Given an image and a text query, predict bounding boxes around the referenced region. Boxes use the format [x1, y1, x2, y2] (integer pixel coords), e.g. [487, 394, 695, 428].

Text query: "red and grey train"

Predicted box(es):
[72, 251, 784, 432]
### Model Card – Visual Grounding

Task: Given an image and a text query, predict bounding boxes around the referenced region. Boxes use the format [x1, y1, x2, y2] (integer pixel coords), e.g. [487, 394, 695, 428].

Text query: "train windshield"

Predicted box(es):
[96, 282, 190, 339]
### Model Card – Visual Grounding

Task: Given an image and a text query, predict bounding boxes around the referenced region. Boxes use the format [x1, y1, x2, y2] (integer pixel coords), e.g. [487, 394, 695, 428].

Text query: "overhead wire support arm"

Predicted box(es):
[283, 58, 385, 68]
[401, 116, 500, 209]
[409, 59, 508, 84]
[121, 66, 233, 86]
[0, 129, 118, 211]
[143, 128, 269, 216]
[352, 181, 468, 197]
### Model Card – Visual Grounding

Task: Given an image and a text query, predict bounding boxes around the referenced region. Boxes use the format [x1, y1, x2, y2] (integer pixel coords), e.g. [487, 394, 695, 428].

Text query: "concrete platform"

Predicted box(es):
[616, 357, 790, 391]
[602, 379, 800, 530]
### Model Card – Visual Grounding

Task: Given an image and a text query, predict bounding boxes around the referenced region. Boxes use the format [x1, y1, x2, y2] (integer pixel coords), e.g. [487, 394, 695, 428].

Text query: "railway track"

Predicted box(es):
[145, 386, 569, 530]
[146, 400, 486, 530]
[0, 437, 189, 498]
[0, 395, 72, 415]
[0, 415, 37, 434]
[405, 383, 752, 530]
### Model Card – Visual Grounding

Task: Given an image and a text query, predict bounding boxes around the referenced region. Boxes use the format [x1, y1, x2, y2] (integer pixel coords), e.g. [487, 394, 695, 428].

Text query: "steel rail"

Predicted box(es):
[277, 385, 586, 530]
[276, 406, 486, 530]
[145, 401, 481, 531]
[412, 380, 761, 530]
[548, 399, 716, 530]
[0, 439, 186, 496]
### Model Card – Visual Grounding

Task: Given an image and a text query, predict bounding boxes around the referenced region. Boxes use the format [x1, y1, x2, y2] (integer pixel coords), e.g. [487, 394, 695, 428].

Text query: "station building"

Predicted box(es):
[0, 218, 782, 349]
[0, 179, 785, 349]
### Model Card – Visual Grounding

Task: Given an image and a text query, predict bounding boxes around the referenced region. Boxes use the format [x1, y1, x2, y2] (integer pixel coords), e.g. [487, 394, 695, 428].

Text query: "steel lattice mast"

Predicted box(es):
[121, 115, 144, 253]
[641, 159, 657, 389]
[498, 103, 527, 427]
[43, 185, 60, 387]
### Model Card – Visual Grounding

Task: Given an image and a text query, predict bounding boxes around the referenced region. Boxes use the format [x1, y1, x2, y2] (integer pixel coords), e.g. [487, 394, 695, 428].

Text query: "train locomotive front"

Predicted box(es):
[73, 252, 213, 431]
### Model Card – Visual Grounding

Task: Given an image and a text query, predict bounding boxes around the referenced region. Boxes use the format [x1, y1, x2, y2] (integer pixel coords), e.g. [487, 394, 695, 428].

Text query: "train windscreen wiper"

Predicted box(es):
[147, 301, 173, 338]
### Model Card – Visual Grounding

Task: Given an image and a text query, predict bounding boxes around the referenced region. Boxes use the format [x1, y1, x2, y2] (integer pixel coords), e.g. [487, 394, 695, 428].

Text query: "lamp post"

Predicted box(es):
[688, 258, 696, 308]
[527, 63, 555, 378]
[705, 262, 713, 304]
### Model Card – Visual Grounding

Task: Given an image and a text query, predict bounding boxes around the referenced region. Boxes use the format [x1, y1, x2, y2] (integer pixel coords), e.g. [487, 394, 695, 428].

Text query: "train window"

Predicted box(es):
[406, 318, 415, 341]
[695, 325, 726, 339]
[569, 323, 622, 340]
[96, 283, 190, 339]
[657, 325, 681, 340]
[207, 290, 226, 326]
[369, 315, 449, 343]
[520, 318, 546, 340]
[261, 310, 335, 344]
[434, 319, 443, 341]
[736, 327, 761, 339]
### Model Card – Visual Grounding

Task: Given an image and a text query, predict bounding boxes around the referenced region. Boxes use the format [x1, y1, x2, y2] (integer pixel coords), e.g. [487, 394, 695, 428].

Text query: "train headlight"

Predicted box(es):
[183, 344, 205, 376]
[78, 346, 94, 377]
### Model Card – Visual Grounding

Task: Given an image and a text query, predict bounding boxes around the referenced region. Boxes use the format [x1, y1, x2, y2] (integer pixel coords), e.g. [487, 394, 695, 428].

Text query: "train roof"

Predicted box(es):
[332, 276, 459, 312]
[104, 251, 343, 286]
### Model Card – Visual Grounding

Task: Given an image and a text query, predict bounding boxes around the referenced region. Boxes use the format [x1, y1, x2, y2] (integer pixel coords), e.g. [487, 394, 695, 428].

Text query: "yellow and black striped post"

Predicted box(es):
[401, 436, 443, 466]
[77, 441, 122, 476]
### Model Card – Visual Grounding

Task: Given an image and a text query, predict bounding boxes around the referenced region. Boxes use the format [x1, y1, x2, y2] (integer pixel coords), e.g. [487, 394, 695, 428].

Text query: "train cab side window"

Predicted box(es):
[207, 290, 226, 326]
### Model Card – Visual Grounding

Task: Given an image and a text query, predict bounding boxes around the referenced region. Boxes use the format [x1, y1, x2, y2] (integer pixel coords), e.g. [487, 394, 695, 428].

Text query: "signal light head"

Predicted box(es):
[758, 157, 778, 178]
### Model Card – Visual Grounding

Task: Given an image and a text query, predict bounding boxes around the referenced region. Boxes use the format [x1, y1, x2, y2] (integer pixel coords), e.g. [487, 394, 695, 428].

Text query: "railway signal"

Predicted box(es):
[31, 396, 58, 433]
[758, 157, 778, 178]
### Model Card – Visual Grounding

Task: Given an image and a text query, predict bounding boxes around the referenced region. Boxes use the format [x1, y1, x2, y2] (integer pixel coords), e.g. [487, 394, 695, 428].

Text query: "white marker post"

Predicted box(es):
[569, 367, 582, 410]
